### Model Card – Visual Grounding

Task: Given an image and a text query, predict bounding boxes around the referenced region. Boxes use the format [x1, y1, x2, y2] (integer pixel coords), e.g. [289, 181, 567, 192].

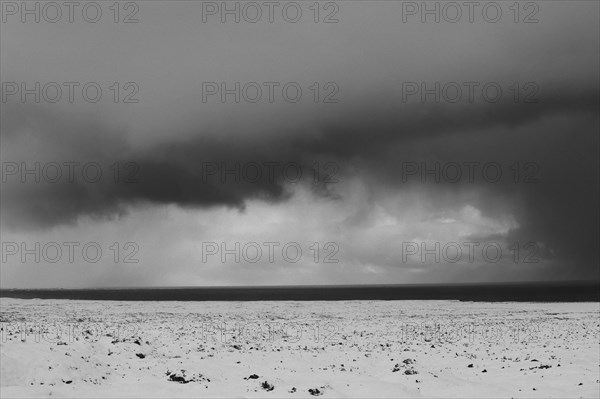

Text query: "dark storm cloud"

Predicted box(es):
[2, 81, 598, 280]
[296, 83, 598, 157]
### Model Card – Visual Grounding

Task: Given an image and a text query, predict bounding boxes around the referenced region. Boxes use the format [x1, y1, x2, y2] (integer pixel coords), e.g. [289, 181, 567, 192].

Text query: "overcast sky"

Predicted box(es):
[1, 0, 598, 288]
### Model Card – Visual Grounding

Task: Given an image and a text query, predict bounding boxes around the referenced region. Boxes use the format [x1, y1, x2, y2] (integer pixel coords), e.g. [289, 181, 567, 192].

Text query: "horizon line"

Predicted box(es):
[1, 280, 597, 291]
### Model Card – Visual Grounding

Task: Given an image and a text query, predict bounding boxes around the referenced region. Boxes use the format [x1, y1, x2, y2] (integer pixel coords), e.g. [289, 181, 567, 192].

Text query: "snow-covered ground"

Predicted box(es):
[1, 299, 598, 398]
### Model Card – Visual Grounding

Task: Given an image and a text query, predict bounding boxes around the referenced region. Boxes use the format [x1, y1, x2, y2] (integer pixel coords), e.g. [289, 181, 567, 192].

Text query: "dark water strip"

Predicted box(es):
[1, 282, 598, 302]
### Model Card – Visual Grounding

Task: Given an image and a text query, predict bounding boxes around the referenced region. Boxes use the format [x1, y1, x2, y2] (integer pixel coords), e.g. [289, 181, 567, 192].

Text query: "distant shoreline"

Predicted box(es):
[1, 282, 598, 302]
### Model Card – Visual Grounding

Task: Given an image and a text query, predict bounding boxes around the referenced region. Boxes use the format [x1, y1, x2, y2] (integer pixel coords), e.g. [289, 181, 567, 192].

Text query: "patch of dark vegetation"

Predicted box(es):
[261, 381, 274, 391]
